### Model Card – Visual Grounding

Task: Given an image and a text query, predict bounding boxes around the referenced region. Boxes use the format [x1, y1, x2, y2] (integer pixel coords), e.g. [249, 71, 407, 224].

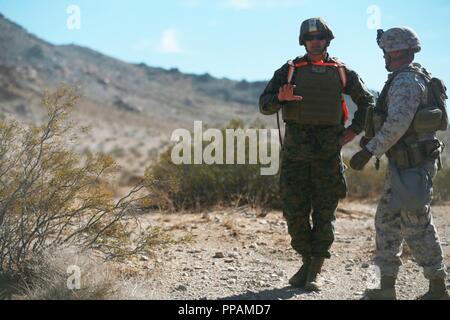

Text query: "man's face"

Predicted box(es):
[304, 31, 328, 55]
[383, 50, 406, 71]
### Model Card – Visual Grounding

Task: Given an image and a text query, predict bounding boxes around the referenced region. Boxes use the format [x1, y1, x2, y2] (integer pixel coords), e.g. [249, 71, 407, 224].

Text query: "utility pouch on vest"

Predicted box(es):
[388, 139, 442, 169]
[388, 144, 410, 169]
[412, 107, 443, 133]
[428, 78, 449, 131]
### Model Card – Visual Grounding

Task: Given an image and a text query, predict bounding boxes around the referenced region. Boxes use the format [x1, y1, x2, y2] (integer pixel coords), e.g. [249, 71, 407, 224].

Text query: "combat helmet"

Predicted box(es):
[377, 27, 421, 53]
[299, 17, 334, 46]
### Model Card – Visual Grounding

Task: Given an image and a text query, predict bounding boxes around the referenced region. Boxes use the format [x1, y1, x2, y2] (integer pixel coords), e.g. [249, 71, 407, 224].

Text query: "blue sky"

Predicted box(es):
[1, 0, 449, 90]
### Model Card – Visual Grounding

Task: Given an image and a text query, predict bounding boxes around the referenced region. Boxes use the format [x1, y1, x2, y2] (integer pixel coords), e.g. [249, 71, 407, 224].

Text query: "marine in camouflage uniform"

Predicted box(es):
[350, 27, 449, 300]
[259, 17, 375, 291]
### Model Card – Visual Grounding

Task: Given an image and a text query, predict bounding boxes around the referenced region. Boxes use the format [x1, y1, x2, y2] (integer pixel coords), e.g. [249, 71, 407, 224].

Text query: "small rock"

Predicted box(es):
[194, 266, 203, 270]
[361, 263, 370, 269]
[224, 259, 234, 264]
[249, 243, 258, 249]
[227, 267, 236, 272]
[175, 285, 188, 292]
[213, 252, 225, 258]
[139, 255, 149, 262]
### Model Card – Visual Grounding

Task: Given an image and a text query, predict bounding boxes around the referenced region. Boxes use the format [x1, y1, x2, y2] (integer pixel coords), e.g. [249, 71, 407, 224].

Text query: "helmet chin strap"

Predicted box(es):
[385, 50, 414, 72]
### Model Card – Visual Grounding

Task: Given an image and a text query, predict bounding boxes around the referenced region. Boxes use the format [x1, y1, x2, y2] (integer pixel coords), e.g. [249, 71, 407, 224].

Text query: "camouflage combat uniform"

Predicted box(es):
[260, 53, 374, 259]
[365, 65, 448, 280]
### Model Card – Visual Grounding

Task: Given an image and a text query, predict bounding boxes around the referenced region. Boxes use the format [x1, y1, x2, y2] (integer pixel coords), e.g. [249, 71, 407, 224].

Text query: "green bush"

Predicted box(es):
[434, 165, 450, 201]
[145, 121, 450, 212]
[344, 157, 387, 199]
[144, 120, 281, 211]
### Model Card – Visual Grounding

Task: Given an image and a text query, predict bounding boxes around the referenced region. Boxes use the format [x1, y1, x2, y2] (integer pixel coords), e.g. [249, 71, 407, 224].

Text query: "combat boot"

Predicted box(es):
[418, 278, 450, 300]
[304, 257, 325, 292]
[363, 276, 397, 300]
[289, 256, 311, 288]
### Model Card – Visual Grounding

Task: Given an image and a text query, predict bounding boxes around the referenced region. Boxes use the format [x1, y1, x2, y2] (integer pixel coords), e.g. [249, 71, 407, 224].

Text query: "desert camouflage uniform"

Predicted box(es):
[365, 65, 448, 280]
[260, 54, 374, 258]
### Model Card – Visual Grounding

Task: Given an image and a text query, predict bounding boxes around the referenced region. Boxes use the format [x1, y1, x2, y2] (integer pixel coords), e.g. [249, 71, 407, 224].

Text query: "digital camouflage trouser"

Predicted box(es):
[280, 125, 347, 259]
[374, 161, 447, 279]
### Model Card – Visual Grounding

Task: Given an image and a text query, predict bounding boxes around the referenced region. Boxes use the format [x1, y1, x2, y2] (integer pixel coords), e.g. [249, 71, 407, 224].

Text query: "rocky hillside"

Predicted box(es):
[0, 13, 269, 127]
[0, 13, 275, 178]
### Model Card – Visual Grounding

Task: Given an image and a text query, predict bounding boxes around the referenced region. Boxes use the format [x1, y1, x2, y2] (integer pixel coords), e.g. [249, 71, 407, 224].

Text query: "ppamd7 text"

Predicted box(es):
[222, 304, 271, 316]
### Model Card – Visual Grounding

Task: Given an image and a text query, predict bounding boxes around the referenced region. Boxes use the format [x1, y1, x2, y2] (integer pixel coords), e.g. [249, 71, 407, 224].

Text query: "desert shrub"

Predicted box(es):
[144, 120, 450, 211]
[144, 119, 281, 211]
[0, 87, 172, 286]
[434, 165, 450, 201]
[344, 157, 387, 199]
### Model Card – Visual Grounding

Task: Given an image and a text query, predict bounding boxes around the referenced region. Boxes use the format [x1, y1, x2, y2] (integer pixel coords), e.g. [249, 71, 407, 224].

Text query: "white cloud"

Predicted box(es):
[157, 28, 182, 54]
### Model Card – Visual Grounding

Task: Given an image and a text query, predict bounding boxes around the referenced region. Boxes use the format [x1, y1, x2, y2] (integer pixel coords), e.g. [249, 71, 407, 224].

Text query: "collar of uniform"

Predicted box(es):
[298, 53, 331, 64]
[388, 63, 414, 77]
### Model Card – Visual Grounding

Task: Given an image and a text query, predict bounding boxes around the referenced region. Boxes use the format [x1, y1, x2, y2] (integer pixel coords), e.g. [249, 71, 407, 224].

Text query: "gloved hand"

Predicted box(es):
[359, 136, 372, 149]
[350, 148, 373, 171]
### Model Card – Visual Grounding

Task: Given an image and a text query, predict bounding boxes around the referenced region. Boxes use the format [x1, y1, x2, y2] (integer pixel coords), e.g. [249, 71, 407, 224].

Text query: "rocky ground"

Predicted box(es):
[113, 200, 450, 300]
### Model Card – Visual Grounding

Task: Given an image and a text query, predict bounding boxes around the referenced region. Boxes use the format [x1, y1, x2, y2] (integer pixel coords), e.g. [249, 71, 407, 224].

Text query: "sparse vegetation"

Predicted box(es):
[144, 121, 450, 212]
[144, 120, 281, 211]
[0, 87, 173, 297]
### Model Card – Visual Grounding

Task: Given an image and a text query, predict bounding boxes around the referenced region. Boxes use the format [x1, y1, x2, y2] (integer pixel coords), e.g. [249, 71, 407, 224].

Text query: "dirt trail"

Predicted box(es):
[118, 201, 450, 300]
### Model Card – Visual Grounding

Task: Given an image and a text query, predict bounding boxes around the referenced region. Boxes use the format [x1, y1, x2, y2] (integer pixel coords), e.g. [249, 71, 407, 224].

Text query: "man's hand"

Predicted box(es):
[350, 148, 373, 171]
[278, 84, 303, 102]
[340, 128, 357, 146]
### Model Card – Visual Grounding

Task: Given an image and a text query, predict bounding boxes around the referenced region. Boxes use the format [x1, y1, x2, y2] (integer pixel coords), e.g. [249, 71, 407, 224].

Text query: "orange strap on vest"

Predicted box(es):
[287, 59, 349, 122]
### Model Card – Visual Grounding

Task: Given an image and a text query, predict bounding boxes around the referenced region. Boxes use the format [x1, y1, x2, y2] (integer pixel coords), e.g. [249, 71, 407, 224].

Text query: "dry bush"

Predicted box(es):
[143, 119, 281, 211]
[0, 86, 173, 291]
[344, 157, 387, 199]
[8, 249, 117, 300]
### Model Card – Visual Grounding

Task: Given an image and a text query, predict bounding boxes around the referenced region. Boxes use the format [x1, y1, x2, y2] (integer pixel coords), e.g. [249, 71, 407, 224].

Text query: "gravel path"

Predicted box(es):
[117, 201, 450, 300]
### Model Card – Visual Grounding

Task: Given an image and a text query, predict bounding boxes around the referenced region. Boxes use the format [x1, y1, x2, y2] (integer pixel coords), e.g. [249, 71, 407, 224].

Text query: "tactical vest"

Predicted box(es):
[282, 59, 349, 126]
[373, 64, 448, 169]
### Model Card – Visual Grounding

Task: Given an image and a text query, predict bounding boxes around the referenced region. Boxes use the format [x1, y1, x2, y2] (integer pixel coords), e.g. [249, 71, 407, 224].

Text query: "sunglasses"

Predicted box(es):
[304, 33, 327, 41]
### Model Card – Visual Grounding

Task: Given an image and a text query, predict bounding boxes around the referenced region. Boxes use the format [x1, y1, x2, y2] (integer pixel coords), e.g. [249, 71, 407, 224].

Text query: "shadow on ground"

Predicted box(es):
[219, 286, 312, 300]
